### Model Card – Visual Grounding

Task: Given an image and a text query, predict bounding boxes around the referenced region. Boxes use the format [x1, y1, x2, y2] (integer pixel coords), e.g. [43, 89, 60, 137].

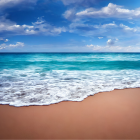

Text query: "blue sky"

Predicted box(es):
[0, 0, 140, 52]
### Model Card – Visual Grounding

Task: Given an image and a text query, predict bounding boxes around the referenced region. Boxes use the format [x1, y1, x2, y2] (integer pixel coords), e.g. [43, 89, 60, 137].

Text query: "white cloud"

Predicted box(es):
[101, 22, 117, 28]
[9, 42, 24, 48]
[75, 3, 140, 19]
[98, 37, 103, 39]
[86, 44, 103, 51]
[107, 39, 115, 46]
[0, 38, 9, 42]
[0, 42, 24, 50]
[0, 16, 67, 36]
[107, 38, 118, 46]
[0, 43, 6, 50]
[86, 44, 94, 48]
[0, 16, 35, 35]
[0, 0, 37, 10]
[86, 44, 140, 52]
[69, 22, 138, 37]
[5, 39, 9, 42]
[31, 17, 67, 35]
[129, 21, 135, 24]
[63, 9, 76, 20]
[120, 23, 137, 32]
[69, 22, 118, 31]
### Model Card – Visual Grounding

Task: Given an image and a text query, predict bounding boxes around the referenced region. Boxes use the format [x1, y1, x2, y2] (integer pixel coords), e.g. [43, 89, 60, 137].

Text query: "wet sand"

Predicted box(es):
[0, 88, 140, 139]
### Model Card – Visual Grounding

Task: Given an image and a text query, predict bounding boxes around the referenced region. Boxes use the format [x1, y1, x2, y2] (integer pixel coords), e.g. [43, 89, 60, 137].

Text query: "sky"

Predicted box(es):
[0, 0, 140, 52]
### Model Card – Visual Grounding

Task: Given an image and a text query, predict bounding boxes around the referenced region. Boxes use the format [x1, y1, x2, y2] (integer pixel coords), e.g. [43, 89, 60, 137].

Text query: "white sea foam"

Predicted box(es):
[0, 69, 140, 107]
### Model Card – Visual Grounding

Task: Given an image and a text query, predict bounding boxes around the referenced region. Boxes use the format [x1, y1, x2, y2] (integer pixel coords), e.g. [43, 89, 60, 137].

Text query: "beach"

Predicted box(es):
[1, 0, 140, 138]
[0, 88, 140, 139]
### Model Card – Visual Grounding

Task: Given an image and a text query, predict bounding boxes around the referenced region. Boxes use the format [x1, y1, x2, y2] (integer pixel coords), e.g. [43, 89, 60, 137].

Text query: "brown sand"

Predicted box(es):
[0, 88, 140, 139]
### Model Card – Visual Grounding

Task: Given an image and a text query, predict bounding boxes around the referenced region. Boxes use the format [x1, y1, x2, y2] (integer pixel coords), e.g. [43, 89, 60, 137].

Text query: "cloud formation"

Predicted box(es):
[63, 9, 77, 21]
[77, 3, 140, 18]
[0, 16, 67, 37]
[98, 37, 103, 39]
[0, 38, 9, 42]
[107, 39, 118, 46]
[86, 44, 140, 52]
[86, 44, 102, 51]
[31, 17, 67, 36]
[64, 3, 140, 20]
[107, 39, 115, 46]
[0, 42, 24, 50]
[69, 22, 138, 37]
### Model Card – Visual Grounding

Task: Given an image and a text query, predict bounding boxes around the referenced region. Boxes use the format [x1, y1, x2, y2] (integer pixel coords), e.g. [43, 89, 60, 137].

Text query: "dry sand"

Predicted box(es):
[0, 88, 140, 139]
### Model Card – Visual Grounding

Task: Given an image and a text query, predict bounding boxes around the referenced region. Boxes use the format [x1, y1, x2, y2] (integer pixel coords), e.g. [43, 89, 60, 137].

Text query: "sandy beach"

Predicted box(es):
[0, 88, 140, 139]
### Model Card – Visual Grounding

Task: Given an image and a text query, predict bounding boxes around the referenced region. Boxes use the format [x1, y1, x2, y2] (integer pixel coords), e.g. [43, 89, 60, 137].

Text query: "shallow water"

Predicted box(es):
[0, 53, 140, 106]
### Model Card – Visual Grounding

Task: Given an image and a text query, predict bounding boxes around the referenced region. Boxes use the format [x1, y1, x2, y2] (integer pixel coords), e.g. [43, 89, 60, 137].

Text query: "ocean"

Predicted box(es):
[0, 53, 140, 107]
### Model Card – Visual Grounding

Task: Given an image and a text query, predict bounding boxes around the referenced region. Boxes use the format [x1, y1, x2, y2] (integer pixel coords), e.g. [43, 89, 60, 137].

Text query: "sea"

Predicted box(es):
[0, 53, 140, 107]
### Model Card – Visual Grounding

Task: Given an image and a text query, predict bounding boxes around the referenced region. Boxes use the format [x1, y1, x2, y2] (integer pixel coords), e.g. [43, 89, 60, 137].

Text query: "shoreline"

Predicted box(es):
[0, 88, 140, 139]
[1, 87, 140, 107]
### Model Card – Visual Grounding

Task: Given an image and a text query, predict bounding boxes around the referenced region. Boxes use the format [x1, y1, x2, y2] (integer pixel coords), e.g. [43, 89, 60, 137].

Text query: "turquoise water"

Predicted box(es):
[1, 53, 140, 70]
[0, 53, 140, 106]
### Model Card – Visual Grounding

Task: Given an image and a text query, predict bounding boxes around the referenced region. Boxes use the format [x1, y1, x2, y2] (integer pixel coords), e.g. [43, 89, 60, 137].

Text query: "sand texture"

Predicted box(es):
[0, 88, 140, 139]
